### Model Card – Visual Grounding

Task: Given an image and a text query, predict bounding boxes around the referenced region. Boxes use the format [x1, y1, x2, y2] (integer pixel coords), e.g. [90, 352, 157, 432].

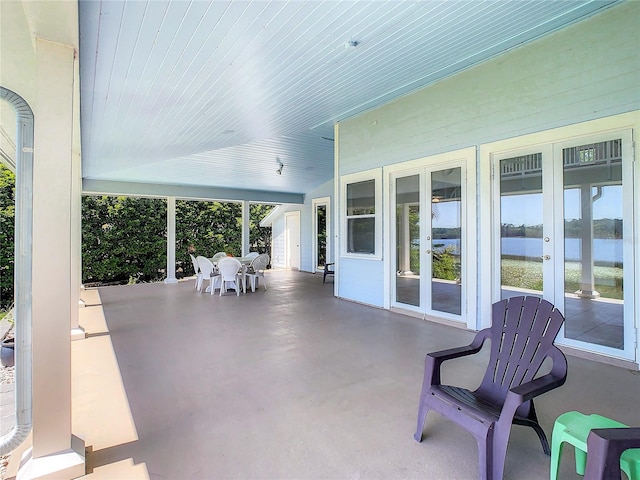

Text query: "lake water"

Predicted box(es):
[431, 237, 623, 263]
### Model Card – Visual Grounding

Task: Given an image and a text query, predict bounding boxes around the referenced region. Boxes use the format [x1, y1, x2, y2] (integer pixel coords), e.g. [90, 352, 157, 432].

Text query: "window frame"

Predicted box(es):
[340, 168, 383, 259]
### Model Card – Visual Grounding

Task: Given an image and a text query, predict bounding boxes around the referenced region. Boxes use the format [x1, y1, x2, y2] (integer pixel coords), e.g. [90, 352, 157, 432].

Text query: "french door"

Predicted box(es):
[493, 131, 635, 360]
[391, 163, 467, 323]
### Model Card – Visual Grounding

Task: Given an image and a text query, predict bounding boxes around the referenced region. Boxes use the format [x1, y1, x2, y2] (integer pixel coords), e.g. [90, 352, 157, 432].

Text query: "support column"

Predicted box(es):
[18, 38, 85, 479]
[242, 200, 250, 257]
[575, 185, 599, 298]
[70, 52, 85, 339]
[401, 203, 413, 274]
[164, 196, 178, 284]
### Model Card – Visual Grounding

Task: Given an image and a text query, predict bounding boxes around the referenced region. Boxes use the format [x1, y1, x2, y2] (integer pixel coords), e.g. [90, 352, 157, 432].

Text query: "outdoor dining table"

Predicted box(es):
[204, 256, 253, 294]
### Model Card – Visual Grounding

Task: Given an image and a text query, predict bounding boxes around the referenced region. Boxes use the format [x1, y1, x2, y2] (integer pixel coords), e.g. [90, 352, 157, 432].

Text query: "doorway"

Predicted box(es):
[285, 211, 301, 270]
[493, 131, 635, 360]
[312, 197, 330, 273]
[390, 152, 474, 326]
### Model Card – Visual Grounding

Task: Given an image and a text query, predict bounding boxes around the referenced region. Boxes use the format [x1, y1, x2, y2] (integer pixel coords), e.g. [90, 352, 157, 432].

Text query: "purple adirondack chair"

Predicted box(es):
[584, 427, 640, 480]
[414, 295, 568, 480]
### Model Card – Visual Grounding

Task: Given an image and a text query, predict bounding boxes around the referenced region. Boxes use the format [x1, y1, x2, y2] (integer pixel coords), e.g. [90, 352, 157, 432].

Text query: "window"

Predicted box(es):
[341, 169, 382, 258]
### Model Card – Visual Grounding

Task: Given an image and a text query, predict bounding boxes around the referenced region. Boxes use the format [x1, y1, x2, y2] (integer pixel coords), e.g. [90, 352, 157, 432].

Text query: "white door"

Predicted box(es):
[285, 211, 301, 270]
[493, 131, 635, 360]
[391, 163, 467, 324]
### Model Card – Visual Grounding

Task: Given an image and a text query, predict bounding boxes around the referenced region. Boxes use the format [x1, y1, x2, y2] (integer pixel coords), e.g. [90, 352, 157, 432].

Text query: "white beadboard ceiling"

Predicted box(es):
[79, 0, 620, 201]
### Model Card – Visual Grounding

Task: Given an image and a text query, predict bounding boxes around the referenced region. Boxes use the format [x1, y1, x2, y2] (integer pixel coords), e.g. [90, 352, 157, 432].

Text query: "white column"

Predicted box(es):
[18, 38, 84, 479]
[164, 196, 178, 284]
[576, 185, 599, 298]
[242, 200, 250, 257]
[71, 52, 85, 338]
[402, 203, 413, 274]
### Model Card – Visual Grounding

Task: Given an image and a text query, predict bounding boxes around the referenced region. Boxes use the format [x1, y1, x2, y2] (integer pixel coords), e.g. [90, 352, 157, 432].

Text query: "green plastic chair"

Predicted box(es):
[550, 411, 640, 480]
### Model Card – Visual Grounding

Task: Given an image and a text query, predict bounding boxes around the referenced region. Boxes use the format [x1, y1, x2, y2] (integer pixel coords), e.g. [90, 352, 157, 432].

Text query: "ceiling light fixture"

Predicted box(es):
[344, 39, 358, 49]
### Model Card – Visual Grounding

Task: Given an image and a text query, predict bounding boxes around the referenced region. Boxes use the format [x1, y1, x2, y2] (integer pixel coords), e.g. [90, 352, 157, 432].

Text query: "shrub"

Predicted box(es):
[0, 165, 15, 309]
[432, 245, 460, 281]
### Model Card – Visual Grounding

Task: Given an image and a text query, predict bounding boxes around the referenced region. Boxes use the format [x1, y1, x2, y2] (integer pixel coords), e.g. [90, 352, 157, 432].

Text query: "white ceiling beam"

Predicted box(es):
[82, 179, 304, 204]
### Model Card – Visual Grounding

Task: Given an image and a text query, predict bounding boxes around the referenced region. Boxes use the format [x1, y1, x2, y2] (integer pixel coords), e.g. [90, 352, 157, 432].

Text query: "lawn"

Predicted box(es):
[501, 259, 623, 299]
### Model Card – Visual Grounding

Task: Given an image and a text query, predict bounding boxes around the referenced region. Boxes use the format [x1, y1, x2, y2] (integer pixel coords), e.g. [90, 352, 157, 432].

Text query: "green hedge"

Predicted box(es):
[0, 168, 273, 307]
[82, 196, 273, 285]
[175, 200, 273, 278]
[0, 166, 15, 308]
[82, 196, 169, 285]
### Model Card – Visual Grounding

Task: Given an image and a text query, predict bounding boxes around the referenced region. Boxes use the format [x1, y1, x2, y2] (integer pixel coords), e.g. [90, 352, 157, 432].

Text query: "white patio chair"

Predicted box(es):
[190, 254, 202, 289]
[211, 252, 227, 263]
[217, 257, 244, 296]
[196, 256, 220, 294]
[244, 253, 269, 292]
[244, 252, 259, 260]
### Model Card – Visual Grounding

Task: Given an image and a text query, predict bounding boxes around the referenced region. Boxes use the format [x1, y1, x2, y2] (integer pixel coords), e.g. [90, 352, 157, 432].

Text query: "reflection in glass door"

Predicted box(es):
[393, 166, 464, 319]
[499, 153, 546, 300]
[561, 140, 626, 351]
[430, 168, 462, 316]
[496, 134, 633, 359]
[395, 175, 420, 306]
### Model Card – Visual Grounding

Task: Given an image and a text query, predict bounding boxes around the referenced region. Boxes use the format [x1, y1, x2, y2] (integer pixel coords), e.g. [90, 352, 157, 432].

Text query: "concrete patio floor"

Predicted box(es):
[6, 269, 639, 479]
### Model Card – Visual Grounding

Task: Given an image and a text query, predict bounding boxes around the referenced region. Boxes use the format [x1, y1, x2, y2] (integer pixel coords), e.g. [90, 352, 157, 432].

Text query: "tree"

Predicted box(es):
[3, 191, 274, 291]
[176, 200, 242, 276]
[249, 204, 274, 254]
[176, 201, 273, 277]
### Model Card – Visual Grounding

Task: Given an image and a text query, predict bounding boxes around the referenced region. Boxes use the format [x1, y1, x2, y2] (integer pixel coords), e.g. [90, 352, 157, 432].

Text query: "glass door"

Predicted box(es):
[497, 150, 552, 301]
[556, 136, 634, 358]
[392, 165, 465, 322]
[495, 132, 635, 360]
[394, 173, 421, 307]
[429, 167, 463, 317]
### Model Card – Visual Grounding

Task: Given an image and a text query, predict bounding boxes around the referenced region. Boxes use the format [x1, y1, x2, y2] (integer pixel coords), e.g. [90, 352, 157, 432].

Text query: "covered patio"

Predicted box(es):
[7, 270, 638, 479]
[2, 1, 639, 478]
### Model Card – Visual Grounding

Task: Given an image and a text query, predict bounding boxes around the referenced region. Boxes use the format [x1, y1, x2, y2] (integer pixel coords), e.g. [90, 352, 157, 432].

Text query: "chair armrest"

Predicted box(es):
[426, 328, 491, 385]
[428, 328, 490, 362]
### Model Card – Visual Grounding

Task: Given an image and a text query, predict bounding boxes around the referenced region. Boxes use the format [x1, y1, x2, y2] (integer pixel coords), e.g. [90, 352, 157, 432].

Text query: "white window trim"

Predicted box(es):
[340, 168, 383, 260]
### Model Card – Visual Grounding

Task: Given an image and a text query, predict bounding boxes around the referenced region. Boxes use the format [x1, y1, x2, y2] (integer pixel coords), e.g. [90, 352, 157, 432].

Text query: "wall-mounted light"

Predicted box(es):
[276, 158, 284, 175]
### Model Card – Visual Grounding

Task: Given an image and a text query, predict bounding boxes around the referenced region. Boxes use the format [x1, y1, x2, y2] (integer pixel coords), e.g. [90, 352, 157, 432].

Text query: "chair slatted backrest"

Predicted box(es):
[477, 296, 565, 405]
[251, 254, 269, 273]
[190, 254, 199, 274]
[211, 252, 227, 262]
[217, 257, 241, 279]
[196, 256, 214, 277]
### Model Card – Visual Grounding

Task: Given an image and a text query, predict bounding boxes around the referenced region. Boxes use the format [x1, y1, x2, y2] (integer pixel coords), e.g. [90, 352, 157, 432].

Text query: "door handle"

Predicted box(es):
[541, 255, 550, 261]
[426, 249, 431, 254]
